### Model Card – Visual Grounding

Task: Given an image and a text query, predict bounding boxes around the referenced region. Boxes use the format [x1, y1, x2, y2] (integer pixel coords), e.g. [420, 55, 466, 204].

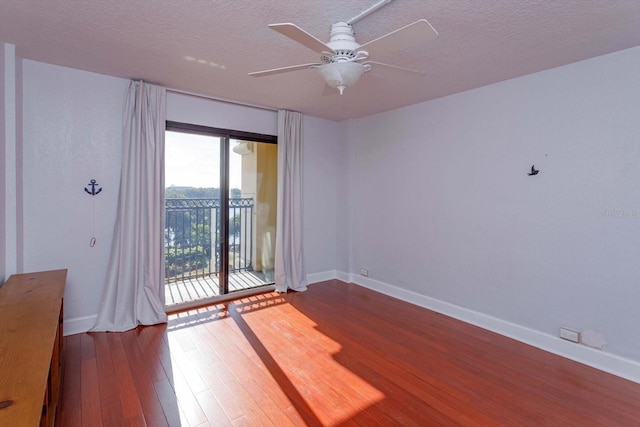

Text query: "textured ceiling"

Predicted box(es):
[1, 0, 640, 121]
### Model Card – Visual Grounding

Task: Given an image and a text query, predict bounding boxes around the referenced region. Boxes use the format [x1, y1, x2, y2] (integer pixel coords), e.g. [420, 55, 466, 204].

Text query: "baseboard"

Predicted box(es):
[335, 270, 351, 283]
[347, 275, 640, 384]
[64, 314, 97, 336]
[307, 269, 352, 284]
[306, 270, 337, 284]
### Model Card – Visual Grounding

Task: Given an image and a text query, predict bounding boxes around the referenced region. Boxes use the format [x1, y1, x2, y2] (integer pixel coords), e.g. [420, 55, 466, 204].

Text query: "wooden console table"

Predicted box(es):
[0, 269, 67, 427]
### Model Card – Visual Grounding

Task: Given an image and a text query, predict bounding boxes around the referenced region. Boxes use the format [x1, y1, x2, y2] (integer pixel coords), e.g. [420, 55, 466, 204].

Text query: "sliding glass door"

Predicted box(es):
[163, 122, 277, 310]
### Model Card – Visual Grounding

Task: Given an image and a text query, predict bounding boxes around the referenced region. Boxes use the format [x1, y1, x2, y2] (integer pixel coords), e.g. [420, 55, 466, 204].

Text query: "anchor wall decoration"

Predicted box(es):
[84, 179, 102, 196]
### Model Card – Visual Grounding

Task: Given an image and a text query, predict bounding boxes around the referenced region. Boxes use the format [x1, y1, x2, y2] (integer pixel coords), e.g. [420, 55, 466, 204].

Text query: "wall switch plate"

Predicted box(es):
[559, 327, 580, 343]
[360, 268, 369, 277]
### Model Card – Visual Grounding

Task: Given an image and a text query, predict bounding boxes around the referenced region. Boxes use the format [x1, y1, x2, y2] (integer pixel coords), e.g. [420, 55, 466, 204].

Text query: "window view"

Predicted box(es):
[164, 129, 277, 310]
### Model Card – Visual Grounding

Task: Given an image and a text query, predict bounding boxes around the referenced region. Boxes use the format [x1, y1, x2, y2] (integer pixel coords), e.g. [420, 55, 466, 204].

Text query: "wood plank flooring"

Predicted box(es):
[56, 280, 640, 426]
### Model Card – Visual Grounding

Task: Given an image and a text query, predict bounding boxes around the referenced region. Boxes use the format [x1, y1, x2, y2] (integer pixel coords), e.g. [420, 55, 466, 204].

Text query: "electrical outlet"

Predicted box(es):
[559, 327, 580, 343]
[360, 268, 369, 277]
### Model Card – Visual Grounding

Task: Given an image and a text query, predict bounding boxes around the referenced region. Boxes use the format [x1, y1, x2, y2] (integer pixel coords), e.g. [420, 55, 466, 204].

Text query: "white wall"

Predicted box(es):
[21, 60, 127, 327]
[347, 46, 640, 365]
[166, 92, 277, 135]
[303, 116, 348, 275]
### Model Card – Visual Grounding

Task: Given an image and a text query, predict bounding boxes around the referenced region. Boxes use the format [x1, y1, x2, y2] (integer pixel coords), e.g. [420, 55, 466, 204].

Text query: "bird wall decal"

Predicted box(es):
[528, 165, 539, 176]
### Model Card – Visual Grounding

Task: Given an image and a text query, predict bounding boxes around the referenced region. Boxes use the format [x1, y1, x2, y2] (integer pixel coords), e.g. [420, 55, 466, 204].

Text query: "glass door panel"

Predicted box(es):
[164, 131, 222, 308]
[228, 140, 278, 291]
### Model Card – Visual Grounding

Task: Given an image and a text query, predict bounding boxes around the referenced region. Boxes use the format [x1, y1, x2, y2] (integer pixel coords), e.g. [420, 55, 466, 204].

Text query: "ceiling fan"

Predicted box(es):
[248, 0, 438, 95]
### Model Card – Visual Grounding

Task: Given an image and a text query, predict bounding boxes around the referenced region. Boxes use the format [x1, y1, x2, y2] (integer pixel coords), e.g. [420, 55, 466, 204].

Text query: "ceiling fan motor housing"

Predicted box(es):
[327, 22, 361, 61]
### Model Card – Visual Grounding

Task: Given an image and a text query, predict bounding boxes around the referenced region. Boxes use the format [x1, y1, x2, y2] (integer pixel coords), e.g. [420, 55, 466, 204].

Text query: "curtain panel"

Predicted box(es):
[275, 110, 308, 292]
[93, 81, 167, 331]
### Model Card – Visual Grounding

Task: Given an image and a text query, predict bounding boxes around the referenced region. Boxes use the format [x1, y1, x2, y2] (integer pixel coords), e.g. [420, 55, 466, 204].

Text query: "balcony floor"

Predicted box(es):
[165, 271, 272, 307]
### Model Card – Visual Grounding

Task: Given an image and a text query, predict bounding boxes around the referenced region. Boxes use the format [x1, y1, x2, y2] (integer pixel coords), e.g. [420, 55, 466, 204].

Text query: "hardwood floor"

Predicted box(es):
[56, 280, 640, 426]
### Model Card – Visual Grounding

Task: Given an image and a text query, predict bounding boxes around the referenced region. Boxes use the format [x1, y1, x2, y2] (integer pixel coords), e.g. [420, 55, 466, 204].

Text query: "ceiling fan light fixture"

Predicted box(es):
[318, 62, 366, 95]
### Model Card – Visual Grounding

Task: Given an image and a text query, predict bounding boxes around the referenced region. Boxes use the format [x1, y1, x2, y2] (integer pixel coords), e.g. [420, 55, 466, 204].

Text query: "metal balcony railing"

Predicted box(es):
[164, 198, 254, 283]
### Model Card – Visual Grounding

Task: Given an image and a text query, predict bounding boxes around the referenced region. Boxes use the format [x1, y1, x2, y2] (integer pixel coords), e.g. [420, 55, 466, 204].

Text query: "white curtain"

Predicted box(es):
[93, 81, 168, 331]
[275, 110, 308, 292]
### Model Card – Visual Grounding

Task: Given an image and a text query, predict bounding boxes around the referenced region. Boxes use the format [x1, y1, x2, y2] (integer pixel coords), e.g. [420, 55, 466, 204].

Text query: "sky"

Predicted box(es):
[165, 131, 242, 190]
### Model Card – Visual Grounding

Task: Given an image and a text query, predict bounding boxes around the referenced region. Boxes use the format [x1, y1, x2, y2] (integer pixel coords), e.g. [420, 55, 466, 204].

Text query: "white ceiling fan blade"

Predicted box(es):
[365, 61, 426, 77]
[269, 23, 335, 54]
[248, 63, 321, 77]
[359, 19, 438, 57]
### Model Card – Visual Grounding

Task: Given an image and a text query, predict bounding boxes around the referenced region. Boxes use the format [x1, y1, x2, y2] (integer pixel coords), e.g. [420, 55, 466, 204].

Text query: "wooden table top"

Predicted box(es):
[0, 269, 66, 306]
[0, 269, 66, 426]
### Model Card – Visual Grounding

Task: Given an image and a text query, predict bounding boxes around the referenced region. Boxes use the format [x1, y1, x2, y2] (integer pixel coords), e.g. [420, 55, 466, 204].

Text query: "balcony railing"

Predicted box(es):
[165, 198, 254, 283]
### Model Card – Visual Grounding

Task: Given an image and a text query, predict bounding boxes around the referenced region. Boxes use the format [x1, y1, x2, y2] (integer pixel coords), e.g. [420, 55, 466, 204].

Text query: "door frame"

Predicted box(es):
[165, 121, 277, 310]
